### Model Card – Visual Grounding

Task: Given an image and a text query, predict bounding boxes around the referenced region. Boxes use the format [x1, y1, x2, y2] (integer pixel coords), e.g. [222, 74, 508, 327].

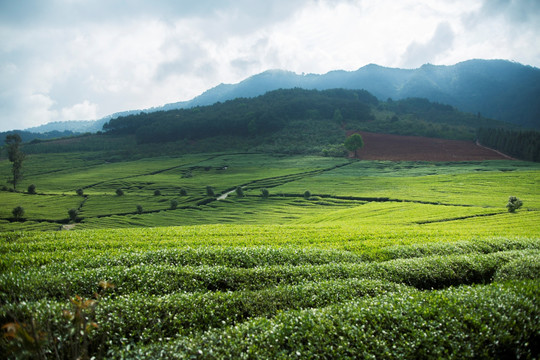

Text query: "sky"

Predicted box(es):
[1, 0, 539, 132]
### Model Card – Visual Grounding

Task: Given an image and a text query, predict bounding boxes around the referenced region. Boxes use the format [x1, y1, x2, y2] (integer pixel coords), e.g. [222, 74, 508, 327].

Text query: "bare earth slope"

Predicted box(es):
[354, 131, 509, 161]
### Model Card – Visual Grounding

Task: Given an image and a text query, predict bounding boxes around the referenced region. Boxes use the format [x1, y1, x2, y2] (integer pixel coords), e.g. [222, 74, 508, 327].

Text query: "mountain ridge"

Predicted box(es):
[23, 59, 540, 134]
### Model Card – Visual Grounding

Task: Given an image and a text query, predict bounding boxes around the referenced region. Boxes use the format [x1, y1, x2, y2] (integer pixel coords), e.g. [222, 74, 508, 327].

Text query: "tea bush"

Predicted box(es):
[493, 255, 540, 281]
[116, 280, 540, 359]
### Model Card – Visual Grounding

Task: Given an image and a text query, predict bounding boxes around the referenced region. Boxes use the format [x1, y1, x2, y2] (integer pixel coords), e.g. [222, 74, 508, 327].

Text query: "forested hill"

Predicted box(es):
[21, 59, 539, 135]
[103, 88, 509, 147]
[164, 59, 540, 129]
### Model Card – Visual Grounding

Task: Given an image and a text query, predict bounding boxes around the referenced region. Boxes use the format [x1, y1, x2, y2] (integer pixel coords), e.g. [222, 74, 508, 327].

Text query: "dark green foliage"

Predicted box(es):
[153, 189, 161, 196]
[0, 130, 77, 146]
[332, 108, 344, 124]
[136, 205, 143, 214]
[68, 209, 78, 222]
[11, 206, 24, 220]
[260, 188, 269, 198]
[303, 190, 311, 199]
[2, 250, 530, 301]
[321, 144, 347, 157]
[179, 187, 187, 196]
[18, 89, 518, 158]
[369, 237, 540, 262]
[27, 184, 36, 194]
[494, 256, 540, 282]
[344, 133, 364, 157]
[170, 199, 178, 210]
[477, 128, 540, 162]
[506, 196, 523, 212]
[119, 280, 540, 359]
[376, 97, 512, 141]
[235, 186, 244, 198]
[206, 186, 215, 197]
[115, 188, 124, 196]
[1, 238, 539, 359]
[76, 188, 84, 196]
[5, 134, 25, 190]
[103, 88, 375, 144]
[2, 279, 411, 354]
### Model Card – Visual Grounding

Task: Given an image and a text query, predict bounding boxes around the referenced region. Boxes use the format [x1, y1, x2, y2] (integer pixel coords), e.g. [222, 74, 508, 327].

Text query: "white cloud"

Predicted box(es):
[401, 22, 455, 68]
[60, 100, 98, 121]
[0, 0, 539, 132]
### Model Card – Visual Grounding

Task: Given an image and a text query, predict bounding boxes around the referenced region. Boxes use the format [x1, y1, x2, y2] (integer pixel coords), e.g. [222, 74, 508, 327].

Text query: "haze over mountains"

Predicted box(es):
[23, 59, 540, 134]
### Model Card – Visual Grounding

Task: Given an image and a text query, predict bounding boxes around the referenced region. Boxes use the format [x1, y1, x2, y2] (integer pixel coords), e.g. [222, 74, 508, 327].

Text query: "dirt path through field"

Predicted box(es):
[351, 131, 510, 161]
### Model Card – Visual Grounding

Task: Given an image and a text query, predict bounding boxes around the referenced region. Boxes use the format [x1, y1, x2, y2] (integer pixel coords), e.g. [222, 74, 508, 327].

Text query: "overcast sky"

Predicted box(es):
[1, 0, 539, 132]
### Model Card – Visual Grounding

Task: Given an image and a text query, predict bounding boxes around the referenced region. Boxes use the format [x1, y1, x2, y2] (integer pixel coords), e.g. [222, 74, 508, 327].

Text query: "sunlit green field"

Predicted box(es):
[0, 152, 539, 358]
[1, 153, 538, 231]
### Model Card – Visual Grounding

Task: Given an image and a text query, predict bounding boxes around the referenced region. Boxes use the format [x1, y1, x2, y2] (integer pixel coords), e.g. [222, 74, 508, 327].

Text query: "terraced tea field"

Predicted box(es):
[1, 152, 539, 358]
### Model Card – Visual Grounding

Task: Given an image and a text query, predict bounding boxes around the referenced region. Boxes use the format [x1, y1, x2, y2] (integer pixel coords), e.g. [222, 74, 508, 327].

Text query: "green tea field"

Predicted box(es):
[1, 152, 539, 359]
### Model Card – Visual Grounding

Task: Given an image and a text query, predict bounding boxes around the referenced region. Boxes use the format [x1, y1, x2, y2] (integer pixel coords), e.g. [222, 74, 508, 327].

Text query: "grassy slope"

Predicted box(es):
[0, 153, 539, 232]
[0, 152, 539, 358]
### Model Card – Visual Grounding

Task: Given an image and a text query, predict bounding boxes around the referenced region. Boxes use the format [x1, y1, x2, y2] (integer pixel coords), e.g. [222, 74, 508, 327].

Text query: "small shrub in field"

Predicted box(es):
[170, 199, 178, 210]
[304, 190, 312, 199]
[206, 186, 215, 197]
[27, 184, 36, 194]
[154, 190, 161, 196]
[235, 187, 244, 198]
[261, 188, 269, 198]
[68, 209, 78, 222]
[12, 206, 24, 220]
[116, 188, 124, 196]
[179, 188, 187, 196]
[136, 205, 143, 214]
[76, 188, 84, 196]
[506, 196, 523, 212]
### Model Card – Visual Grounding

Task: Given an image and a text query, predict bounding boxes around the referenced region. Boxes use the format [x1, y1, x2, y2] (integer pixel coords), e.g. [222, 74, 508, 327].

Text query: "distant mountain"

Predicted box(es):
[169, 60, 539, 129]
[25, 119, 106, 134]
[0, 129, 77, 146]
[25, 110, 144, 134]
[24, 59, 540, 134]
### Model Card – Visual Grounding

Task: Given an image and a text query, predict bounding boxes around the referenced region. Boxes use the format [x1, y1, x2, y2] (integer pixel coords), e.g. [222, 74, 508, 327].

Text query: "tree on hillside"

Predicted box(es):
[344, 133, 364, 158]
[12, 206, 24, 220]
[506, 196, 523, 213]
[5, 134, 25, 190]
[68, 208, 78, 222]
[27, 184, 36, 194]
[333, 109, 344, 125]
[235, 186, 245, 198]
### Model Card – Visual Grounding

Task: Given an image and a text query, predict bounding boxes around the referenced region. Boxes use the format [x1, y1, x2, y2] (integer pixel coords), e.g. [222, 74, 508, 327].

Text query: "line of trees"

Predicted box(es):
[103, 88, 377, 144]
[477, 128, 540, 162]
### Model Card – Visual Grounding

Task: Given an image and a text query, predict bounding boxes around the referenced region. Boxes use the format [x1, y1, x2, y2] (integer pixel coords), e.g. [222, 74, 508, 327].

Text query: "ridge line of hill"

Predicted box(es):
[17, 59, 540, 136]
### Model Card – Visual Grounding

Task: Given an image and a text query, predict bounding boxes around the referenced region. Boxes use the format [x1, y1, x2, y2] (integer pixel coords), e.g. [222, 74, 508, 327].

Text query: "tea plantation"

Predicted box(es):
[1, 153, 539, 359]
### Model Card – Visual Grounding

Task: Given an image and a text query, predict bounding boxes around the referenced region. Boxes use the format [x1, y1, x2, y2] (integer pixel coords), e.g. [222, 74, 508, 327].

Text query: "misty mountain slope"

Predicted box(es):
[170, 59, 540, 129]
[23, 59, 540, 134]
[101, 88, 509, 149]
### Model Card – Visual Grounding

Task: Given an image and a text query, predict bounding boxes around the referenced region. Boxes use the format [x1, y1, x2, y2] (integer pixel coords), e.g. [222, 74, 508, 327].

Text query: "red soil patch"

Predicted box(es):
[350, 131, 510, 161]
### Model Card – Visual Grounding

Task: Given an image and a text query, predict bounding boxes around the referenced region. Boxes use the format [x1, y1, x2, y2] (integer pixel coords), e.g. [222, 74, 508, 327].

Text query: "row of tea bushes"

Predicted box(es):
[2, 249, 537, 302]
[3, 236, 539, 272]
[2, 247, 365, 271]
[116, 280, 540, 360]
[1, 279, 414, 351]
